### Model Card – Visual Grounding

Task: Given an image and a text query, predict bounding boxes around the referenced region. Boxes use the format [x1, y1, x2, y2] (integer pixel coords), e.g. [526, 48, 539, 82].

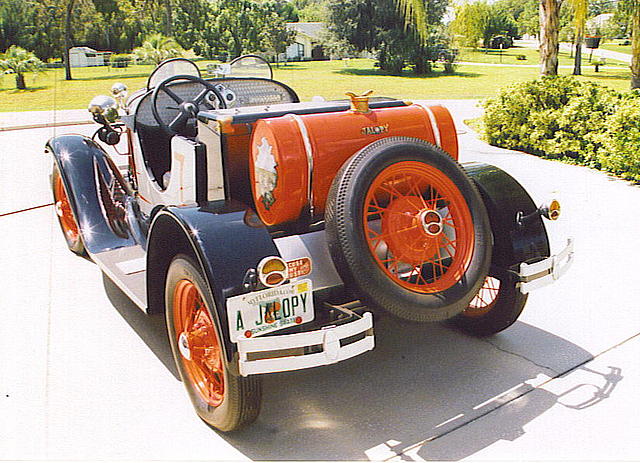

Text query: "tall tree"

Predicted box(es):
[620, 0, 640, 89]
[64, 0, 76, 80]
[163, 0, 173, 36]
[568, 0, 587, 75]
[328, 0, 450, 75]
[540, 0, 562, 76]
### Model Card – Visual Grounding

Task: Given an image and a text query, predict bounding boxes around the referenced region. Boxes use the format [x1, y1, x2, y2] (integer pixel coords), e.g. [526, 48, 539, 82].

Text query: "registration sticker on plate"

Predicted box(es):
[226, 279, 314, 342]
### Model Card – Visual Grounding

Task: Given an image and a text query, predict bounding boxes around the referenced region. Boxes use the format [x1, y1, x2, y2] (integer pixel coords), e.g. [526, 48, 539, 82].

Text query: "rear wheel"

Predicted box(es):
[326, 137, 492, 322]
[450, 271, 527, 336]
[51, 165, 86, 256]
[165, 255, 262, 431]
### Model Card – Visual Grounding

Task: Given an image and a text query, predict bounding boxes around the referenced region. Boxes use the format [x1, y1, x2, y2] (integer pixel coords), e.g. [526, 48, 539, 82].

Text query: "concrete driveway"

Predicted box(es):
[1, 103, 639, 461]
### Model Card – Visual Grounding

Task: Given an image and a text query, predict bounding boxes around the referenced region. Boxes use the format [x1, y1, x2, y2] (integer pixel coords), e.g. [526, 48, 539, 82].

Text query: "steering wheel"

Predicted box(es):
[151, 74, 226, 136]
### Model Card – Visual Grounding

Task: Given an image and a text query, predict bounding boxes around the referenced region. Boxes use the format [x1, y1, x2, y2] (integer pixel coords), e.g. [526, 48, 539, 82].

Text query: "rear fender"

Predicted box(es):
[464, 162, 550, 274]
[146, 202, 279, 370]
[47, 134, 136, 254]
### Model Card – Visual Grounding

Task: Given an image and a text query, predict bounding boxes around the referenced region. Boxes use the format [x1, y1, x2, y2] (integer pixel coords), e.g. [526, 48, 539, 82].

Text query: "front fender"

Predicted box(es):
[464, 162, 550, 272]
[146, 202, 280, 367]
[47, 134, 136, 254]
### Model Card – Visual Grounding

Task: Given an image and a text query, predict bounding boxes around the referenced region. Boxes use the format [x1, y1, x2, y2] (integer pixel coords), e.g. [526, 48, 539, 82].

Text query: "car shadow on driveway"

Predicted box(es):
[101, 273, 620, 461]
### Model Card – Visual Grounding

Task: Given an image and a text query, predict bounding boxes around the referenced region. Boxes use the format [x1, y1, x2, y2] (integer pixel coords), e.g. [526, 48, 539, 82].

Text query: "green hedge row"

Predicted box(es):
[483, 76, 640, 182]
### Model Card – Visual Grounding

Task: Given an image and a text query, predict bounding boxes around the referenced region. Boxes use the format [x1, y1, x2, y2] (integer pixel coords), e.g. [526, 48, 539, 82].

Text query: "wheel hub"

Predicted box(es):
[55, 201, 64, 217]
[382, 196, 444, 265]
[419, 209, 444, 236]
[178, 331, 192, 361]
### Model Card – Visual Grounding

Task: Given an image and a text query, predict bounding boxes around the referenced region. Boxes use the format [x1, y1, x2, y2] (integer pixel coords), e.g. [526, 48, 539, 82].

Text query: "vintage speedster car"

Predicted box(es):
[47, 56, 573, 431]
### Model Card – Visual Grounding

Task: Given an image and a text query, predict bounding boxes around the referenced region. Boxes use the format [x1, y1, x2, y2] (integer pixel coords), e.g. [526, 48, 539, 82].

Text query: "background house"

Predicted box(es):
[284, 22, 327, 61]
[69, 47, 112, 67]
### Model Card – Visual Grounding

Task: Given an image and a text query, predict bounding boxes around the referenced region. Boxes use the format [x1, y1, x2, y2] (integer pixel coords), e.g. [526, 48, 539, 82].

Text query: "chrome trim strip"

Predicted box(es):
[417, 104, 441, 148]
[291, 114, 315, 217]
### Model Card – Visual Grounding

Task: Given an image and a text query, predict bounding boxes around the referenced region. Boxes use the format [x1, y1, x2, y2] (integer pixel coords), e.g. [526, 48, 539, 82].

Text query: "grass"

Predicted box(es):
[458, 45, 628, 67]
[0, 57, 636, 112]
[599, 41, 633, 55]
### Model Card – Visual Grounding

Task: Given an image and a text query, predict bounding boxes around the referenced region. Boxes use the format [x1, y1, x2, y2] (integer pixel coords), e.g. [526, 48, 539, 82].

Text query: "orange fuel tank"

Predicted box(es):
[249, 103, 458, 227]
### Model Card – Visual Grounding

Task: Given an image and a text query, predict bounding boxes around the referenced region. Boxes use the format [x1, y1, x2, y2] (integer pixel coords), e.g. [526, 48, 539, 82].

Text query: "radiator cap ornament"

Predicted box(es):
[346, 90, 373, 113]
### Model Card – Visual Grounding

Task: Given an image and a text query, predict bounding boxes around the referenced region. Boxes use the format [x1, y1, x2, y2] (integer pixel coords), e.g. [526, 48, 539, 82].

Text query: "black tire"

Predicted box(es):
[450, 271, 528, 336]
[325, 137, 492, 322]
[165, 255, 262, 432]
[51, 164, 87, 256]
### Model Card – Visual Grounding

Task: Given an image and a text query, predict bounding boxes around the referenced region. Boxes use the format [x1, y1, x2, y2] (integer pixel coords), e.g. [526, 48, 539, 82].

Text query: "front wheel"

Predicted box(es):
[51, 165, 87, 256]
[450, 272, 527, 336]
[165, 255, 262, 431]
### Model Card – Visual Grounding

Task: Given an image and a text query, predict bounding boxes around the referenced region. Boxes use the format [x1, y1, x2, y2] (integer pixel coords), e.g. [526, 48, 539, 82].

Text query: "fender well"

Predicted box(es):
[47, 134, 136, 254]
[146, 203, 280, 365]
[463, 162, 550, 270]
[146, 212, 198, 316]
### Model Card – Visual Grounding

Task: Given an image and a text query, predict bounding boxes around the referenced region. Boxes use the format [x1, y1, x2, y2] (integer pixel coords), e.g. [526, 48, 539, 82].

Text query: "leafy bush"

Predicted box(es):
[595, 91, 640, 181]
[482, 77, 640, 179]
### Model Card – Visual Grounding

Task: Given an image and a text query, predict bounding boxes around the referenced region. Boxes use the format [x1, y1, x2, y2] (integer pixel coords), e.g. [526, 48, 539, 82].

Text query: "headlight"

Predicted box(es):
[88, 95, 119, 123]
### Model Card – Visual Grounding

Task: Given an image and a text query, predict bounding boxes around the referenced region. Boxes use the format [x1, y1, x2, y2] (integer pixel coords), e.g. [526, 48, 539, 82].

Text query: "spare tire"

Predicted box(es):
[325, 137, 492, 322]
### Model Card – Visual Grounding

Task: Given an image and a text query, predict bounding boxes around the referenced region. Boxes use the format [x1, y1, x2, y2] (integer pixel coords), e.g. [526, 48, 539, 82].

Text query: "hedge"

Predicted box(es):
[483, 76, 640, 182]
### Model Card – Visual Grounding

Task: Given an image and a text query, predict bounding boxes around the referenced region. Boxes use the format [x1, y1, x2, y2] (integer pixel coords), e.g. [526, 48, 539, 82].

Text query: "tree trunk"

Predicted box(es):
[64, 0, 76, 81]
[16, 73, 26, 90]
[540, 0, 560, 76]
[632, 8, 640, 89]
[163, 0, 173, 37]
[573, 30, 583, 75]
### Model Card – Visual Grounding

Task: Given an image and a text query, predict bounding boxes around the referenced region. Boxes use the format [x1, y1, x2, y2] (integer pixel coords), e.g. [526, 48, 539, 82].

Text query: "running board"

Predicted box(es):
[92, 245, 147, 311]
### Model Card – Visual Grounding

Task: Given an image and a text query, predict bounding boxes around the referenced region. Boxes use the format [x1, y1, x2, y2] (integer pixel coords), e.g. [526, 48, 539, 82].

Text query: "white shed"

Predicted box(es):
[69, 47, 112, 67]
[284, 23, 327, 61]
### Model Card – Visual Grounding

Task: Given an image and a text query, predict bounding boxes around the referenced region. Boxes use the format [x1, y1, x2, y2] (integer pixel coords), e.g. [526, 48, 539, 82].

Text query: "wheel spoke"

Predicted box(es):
[162, 86, 183, 104]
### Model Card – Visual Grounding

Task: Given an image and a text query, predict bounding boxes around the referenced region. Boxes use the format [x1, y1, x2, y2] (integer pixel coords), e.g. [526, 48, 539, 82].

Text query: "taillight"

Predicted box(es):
[257, 256, 289, 288]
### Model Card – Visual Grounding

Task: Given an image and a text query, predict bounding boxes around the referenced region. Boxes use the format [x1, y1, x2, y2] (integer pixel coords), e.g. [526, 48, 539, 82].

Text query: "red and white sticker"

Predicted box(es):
[287, 257, 312, 279]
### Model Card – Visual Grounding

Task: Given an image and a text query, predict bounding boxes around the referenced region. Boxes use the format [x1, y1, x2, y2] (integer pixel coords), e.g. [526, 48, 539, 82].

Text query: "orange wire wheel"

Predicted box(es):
[172, 279, 225, 407]
[451, 272, 528, 336]
[363, 161, 475, 294]
[326, 137, 492, 323]
[464, 276, 501, 317]
[165, 256, 262, 431]
[51, 166, 86, 255]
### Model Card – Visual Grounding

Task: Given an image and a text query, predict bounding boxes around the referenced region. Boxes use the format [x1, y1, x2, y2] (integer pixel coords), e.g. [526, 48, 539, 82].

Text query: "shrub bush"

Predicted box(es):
[483, 77, 640, 181]
[596, 91, 640, 181]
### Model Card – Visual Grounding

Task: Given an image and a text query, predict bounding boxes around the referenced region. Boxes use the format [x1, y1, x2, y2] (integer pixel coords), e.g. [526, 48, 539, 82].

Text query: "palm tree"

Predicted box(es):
[0, 45, 45, 89]
[568, 0, 588, 75]
[620, 0, 640, 89]
[132, 33, 183, 65]
[540, 0, 561, 76]
[395, 0, 428, 43]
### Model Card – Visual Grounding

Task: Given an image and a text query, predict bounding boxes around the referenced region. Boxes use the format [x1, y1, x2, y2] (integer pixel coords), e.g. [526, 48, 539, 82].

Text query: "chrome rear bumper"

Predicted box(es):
[237, 312, 374, 376]
[518, 238, 574, 294]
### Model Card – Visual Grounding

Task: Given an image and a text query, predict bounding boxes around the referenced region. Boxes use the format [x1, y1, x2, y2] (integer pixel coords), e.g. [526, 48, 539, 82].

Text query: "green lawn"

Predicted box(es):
[599, 41, 633, 55]
[458, 45, 627, 67]
[0, 57, 636, 112]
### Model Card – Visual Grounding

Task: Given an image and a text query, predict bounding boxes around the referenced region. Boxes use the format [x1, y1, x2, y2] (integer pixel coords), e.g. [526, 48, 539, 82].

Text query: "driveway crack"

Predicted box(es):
[480, 337, 560, 375]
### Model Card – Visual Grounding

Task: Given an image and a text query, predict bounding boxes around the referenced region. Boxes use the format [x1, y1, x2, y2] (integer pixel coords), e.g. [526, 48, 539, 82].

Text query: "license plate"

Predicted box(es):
[226, 279, 314, 342]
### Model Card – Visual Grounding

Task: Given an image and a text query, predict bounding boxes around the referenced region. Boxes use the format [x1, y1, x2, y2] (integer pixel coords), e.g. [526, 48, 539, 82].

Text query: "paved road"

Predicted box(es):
[517, 39, 632, 64]
[1, 103, 639, 460]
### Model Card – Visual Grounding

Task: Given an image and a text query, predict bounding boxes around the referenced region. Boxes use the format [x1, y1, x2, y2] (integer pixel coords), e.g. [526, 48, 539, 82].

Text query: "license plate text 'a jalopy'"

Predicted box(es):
[227, 279, 314, 341]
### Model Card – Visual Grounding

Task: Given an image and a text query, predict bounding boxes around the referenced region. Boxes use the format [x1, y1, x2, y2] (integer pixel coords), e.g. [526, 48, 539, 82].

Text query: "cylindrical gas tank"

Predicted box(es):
[250, 103, 458, 226]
